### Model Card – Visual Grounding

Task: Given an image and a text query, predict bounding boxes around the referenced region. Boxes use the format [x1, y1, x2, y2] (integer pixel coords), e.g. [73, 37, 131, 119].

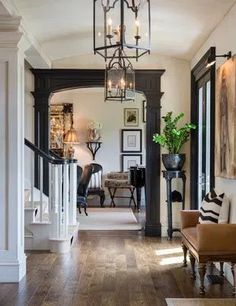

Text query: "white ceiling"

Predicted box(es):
[12, 0, 236, 61]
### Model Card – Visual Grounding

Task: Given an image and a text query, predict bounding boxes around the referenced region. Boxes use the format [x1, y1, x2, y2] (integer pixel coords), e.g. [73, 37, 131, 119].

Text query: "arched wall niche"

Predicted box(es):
[31, 69, 165, 236]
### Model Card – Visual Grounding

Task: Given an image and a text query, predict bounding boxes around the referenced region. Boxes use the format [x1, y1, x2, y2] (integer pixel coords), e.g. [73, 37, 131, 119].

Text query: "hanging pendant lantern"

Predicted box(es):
[105, 48, 135, 102]
[93, 0, 151, 61]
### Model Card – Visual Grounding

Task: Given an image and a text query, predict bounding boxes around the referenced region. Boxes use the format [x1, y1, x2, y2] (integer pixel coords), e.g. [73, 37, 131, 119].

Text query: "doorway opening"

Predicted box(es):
[50, 87, 146, 230]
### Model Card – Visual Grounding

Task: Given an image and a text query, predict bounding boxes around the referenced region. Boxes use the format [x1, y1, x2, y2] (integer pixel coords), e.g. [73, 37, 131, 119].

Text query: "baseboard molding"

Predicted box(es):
[0, 256, 26, 282]
[145, 223, 162, 236]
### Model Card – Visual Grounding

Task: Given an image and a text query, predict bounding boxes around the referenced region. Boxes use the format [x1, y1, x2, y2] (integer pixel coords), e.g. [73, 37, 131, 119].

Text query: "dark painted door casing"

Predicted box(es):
[31, 69, 165, 236]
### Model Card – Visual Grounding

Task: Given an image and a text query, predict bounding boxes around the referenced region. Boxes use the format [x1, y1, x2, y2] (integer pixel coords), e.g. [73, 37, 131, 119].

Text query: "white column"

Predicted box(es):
[0, 16, 26, 282]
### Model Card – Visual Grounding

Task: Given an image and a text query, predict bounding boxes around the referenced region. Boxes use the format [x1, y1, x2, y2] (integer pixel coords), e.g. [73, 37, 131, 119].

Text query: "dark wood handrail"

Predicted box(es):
[25, 139, 67, 165]
[49, 149, 77, 163]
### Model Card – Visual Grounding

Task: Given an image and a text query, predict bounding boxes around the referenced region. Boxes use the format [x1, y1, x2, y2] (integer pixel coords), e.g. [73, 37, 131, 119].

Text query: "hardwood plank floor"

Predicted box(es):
[0, 231, 234, 306]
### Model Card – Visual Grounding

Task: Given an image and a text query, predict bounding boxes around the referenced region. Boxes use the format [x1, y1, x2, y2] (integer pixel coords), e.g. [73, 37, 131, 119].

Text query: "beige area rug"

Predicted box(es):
[166, 299, 236, 306]
[78, 207, 142, 230]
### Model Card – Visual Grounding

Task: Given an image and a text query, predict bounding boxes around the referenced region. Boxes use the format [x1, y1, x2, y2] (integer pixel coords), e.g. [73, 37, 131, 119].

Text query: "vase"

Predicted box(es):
[88, 128, 101, 141]
[162, 154, 185, 171]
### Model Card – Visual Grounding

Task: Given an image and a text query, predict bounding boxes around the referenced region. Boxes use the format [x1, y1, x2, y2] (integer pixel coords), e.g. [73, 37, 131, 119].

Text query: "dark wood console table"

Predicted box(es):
[162, 170, 186, 239]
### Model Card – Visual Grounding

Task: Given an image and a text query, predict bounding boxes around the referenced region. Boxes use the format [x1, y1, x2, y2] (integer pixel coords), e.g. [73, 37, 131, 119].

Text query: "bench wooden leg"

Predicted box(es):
[182, 243, 187, 267]
[189, 253, 196, 279]
[108, 188, 117, 207]
[129, 188, 136, 208]
[231, 263, 236, 296]
[198, 263, 206, 295]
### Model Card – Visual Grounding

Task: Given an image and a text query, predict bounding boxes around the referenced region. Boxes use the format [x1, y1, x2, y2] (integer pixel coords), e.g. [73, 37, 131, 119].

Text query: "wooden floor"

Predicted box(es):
[0, 231, 234, 306]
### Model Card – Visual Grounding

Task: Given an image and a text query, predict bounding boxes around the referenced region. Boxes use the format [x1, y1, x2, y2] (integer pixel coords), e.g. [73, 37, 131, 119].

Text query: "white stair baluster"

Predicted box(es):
[63, 163, 69, 238]
[39, 156, 43, 222]
[69, 162, 77, 226]
[58, 164, 63, 239]
[51, 164, 59, 239]
[30, 149, 34, 209]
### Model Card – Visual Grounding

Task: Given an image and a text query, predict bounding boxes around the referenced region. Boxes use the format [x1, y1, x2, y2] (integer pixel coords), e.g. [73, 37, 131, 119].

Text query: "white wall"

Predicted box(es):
[191, 2, 236, 284]
[53, 53, 191, 236]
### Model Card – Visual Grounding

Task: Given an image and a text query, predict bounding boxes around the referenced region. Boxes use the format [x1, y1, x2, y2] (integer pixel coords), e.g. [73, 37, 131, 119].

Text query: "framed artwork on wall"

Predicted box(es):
[121, 154, 142, 171]
[143, 100, 147, 123]
[124, 108, 139, 126]
[50, 103, 73, 157]
[215, 55, 236, 179]
[121, 129, 142, 153]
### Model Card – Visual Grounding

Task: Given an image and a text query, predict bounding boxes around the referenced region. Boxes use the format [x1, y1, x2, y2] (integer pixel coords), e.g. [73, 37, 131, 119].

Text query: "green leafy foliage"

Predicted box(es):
[153, 112, 196, 154]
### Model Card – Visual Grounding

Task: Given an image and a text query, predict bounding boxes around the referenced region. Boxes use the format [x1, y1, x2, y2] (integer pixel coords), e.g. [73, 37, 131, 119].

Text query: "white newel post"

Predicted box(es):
[69, 161, 77, 226]
[0, 16, 26, 282]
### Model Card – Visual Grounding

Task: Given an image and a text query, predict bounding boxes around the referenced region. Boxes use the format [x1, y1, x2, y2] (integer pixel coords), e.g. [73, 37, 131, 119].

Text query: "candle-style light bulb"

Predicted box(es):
[135, 19, 140, 36]
[120, 78, 125, 90]
[107, 18, 113, 36]
[108, 80, 112, 91]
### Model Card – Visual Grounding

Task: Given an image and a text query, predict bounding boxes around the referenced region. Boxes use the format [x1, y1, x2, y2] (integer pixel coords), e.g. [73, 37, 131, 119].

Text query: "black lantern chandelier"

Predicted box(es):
[93, 0, 151, 60]
[105, 48, 135, 102]
[93, 0, 151, 101]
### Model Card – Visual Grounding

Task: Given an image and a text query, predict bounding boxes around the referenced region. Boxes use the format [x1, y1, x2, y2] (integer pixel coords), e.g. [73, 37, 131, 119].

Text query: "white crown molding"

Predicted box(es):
[0, 0, 51, 68]
[0, 31, 22, 48]
[0, 0, 18, 15]
[0, 15, 21, 31]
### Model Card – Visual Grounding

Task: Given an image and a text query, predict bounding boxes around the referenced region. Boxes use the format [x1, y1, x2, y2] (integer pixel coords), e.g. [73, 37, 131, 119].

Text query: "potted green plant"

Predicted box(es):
[153, 112, 196, 170]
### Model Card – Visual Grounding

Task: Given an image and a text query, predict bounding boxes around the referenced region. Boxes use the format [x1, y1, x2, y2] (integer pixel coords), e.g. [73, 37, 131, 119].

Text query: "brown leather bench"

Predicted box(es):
[181, 210, 236, 295]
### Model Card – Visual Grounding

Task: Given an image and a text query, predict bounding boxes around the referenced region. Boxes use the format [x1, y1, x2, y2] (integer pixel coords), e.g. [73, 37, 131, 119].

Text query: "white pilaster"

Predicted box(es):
[0, 16, 26, 282]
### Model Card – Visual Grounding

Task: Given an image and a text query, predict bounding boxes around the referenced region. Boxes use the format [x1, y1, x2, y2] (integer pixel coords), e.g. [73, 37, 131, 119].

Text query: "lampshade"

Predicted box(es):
[64, 127, 79, 144]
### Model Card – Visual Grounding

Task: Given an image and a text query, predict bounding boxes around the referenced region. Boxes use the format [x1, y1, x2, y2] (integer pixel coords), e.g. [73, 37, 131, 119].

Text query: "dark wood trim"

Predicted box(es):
[31, 68, 165, 236]
[190, 47, 216, 209]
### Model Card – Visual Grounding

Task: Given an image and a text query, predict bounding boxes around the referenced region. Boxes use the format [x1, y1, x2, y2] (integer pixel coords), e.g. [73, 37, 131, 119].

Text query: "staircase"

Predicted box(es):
[24, 139, 78, 253]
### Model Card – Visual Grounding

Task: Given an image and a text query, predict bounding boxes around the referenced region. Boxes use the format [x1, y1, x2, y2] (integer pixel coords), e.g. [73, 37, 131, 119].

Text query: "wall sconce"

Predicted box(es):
[206, 51, 232, 68]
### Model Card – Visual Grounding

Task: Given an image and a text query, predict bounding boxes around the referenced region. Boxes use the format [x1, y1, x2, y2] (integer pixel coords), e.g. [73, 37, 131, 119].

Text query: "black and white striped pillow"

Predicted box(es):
[199, 190, 225, 224]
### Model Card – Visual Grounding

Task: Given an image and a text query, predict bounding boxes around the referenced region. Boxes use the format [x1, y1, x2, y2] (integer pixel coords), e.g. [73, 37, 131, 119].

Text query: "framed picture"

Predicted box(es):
[216, 56, 236, 178]
[121, 129, 142, 153]
[124, 108, 139, 126]
[121, 154, 142, 171]
[143, 100, 147, 123]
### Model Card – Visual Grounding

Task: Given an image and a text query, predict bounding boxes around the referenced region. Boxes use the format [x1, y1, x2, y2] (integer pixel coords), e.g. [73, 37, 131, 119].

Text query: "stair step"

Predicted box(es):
[30, 221, 51, 225]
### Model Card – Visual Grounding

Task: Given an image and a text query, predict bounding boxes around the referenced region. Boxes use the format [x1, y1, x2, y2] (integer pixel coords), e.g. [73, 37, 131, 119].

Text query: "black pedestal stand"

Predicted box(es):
[162, 170, 186, 239]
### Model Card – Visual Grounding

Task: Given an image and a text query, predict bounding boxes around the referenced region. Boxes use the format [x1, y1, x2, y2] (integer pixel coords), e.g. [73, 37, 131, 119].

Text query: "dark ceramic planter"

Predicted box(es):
[162, 154, 186, 171]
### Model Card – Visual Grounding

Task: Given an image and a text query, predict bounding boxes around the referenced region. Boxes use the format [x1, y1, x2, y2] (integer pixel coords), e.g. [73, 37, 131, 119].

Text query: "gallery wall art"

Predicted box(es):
[124, 108, 139, 127]
[215, 55, 236, 179]
[121, 129, 142, 153]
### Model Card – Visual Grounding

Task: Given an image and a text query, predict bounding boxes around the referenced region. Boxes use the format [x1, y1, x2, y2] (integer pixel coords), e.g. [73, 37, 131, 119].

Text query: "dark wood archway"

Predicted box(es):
[31, 69, 165, 236]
